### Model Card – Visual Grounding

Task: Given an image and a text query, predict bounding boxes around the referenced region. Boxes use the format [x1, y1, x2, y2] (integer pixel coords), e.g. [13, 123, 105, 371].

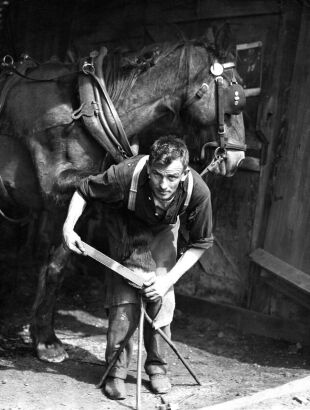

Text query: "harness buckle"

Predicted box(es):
[196, 83, 209, 99]
[117, 145, 129, 159]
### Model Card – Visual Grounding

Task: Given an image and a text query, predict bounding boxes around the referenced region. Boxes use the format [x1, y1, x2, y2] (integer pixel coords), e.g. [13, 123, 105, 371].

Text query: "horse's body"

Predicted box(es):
[0, 40, 246, 362]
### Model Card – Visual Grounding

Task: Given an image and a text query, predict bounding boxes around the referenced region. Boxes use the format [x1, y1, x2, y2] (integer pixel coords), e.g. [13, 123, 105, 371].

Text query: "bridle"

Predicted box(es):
[182, 57, 247, 169]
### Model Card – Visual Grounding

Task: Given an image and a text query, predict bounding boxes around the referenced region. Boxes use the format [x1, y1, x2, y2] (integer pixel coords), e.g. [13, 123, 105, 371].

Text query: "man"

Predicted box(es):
[63, 135, 213, 400]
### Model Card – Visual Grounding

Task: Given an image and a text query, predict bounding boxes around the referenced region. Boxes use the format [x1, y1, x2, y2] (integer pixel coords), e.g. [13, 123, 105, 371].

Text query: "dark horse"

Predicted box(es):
[0, 38, 246, 362]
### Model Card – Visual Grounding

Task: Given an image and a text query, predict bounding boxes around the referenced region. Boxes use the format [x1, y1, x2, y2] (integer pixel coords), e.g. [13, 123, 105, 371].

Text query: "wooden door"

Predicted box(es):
[252, 6, 310, 320]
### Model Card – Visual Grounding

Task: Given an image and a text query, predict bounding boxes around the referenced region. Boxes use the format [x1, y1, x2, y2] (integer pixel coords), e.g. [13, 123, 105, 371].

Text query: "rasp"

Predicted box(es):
[81, 240, 148, 288]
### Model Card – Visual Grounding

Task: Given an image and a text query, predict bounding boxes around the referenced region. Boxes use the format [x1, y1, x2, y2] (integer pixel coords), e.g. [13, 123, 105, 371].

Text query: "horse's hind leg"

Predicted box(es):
[31, 241, 71, 363]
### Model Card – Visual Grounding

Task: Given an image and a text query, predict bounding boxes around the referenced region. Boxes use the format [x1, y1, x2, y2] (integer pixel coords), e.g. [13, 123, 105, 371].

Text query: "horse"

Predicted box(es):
[0, 37, 246, 363]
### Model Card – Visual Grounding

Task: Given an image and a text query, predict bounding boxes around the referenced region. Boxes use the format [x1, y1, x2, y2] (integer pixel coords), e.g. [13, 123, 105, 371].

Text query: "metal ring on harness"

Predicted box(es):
[2, 55, 14, 67]
[214, 146, 227, 160]
[82, 61, 95, 75]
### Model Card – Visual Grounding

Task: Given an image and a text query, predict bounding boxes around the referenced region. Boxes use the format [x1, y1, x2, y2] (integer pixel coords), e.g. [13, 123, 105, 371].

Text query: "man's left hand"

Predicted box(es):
[142, 275, 173, 301]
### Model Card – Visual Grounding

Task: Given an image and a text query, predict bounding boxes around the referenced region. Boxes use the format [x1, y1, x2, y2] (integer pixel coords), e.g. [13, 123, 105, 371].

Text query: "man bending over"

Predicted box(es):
[63, 135, 214, 400]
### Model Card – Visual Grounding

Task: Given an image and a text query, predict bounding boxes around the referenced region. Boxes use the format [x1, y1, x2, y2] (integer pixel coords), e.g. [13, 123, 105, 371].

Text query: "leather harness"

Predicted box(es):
[0, 55, 38, 117]
[72, 48, 133, 164]
[73, 50, 247, 165]
[0, 51, 246, 167]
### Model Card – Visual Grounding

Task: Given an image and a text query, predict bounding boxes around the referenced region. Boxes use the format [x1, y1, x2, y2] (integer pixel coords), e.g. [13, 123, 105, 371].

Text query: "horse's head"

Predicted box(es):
[179, 42, 246, 177]
[82, 37, 247, 176]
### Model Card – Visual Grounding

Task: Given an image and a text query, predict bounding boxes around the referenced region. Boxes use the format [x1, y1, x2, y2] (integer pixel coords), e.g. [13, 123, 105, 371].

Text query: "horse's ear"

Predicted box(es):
[200, 27, 215, 47]
[213, 22, 236, 61]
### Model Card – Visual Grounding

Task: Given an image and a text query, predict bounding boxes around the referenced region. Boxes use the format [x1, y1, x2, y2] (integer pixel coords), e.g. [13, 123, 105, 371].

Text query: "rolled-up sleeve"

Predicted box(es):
[185, 173, 214, 250]
[78, 164, 125, 204]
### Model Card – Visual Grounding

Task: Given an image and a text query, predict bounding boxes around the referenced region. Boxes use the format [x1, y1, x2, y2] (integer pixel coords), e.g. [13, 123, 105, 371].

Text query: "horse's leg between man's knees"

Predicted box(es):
[31, 244, 70, 363]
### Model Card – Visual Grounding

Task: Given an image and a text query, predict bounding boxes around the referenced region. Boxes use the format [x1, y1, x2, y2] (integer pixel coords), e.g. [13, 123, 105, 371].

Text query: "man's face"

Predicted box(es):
[147, 158, 188, 202]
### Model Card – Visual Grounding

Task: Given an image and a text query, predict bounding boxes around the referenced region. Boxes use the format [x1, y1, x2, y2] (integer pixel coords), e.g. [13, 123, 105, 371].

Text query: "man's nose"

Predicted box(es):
[159, 177, 168, 189]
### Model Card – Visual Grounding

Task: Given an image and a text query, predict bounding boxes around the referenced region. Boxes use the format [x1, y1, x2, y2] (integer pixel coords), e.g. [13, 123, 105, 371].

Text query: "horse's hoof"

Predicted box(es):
[37, 342, 69, 363]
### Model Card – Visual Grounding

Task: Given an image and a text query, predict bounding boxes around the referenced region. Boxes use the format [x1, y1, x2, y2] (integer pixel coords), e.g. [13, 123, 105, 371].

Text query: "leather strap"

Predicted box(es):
[128, 155, 149, 211]
[216, 76, 228, 148]
[94, 49, 124, 145]
[182, 170, 193, 212]
[0, 58, 38, 117]
[77, 74, 125, 163]
[88, 71, 133, 158]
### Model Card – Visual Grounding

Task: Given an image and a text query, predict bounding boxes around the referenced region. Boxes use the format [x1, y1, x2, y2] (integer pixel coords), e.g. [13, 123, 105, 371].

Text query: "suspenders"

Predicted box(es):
[128, 156, 149, 211]
[127, 155, 194, 212]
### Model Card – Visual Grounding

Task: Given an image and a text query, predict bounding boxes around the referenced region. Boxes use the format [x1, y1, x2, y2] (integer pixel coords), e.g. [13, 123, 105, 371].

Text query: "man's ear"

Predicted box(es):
[180, 167, 190, 182]
[146, 161, 150, 176]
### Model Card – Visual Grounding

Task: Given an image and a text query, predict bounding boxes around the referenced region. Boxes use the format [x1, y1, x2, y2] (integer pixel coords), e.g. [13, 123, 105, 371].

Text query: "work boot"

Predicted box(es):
[104, 377, 126, 400]
[149, 374, 171, 394]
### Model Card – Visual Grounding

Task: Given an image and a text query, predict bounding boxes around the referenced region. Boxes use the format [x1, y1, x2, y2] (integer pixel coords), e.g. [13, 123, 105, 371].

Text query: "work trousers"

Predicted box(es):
[106, 301, 171, 379]
[104, 218, 179, 379]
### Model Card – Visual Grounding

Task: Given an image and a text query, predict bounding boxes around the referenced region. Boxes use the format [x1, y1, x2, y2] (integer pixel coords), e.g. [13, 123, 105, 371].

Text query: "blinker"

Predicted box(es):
[224, 83, 246, 115]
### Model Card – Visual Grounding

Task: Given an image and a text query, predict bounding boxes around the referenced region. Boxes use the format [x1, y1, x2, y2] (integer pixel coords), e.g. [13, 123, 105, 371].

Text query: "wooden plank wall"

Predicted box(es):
[1, 0, 302, 308]
[250, 5, 310, 322]
[265, 5, 310, 284]
[4, 0, 282, 61]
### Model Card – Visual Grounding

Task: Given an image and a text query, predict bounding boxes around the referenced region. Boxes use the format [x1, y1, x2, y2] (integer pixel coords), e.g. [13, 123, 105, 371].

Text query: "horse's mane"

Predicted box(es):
[103, 39, 219, 105]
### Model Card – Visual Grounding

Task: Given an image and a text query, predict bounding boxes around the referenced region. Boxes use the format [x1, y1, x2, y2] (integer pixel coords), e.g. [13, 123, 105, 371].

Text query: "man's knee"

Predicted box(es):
[109, 303, 139, 338]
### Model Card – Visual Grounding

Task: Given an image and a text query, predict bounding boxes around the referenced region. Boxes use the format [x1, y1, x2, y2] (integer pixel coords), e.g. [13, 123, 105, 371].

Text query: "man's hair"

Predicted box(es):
[149, 135, 189, 170]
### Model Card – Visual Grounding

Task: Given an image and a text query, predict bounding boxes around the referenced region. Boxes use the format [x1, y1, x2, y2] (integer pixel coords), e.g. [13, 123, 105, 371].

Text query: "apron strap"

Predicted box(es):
[128, 155, 149, 211]
[182, 170, 193, 212]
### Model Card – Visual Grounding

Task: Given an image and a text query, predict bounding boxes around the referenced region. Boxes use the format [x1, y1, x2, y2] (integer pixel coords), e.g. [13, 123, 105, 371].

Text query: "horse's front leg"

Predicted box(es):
[31, 241, 71, 363]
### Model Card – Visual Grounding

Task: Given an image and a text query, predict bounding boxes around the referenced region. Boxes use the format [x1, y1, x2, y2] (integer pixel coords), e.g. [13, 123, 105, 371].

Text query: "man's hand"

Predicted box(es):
[142, 275, 173, 301]
[63, 228, 85, 255]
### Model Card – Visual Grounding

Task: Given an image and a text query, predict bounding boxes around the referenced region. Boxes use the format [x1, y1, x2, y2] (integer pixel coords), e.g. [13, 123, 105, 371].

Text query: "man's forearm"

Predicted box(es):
[63, 191, 87, 231]
[169, 247, 205, 285]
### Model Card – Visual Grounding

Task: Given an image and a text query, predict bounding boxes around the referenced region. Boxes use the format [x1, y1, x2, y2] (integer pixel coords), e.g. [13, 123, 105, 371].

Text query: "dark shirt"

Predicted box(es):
[78, 155, 213, 250]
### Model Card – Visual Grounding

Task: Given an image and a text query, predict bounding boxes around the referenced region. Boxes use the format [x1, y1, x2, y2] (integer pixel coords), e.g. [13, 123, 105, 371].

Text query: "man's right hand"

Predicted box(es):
[63, 228, 85, 255]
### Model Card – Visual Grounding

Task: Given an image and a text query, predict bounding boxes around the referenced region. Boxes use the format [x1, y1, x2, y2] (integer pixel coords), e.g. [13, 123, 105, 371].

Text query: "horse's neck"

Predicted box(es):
[120, 95, 181, 136]
[117, 52, 185, 137]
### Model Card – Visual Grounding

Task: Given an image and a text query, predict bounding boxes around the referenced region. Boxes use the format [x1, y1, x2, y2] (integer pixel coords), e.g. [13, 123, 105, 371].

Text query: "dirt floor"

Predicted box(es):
[1, 258, 310, 410]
